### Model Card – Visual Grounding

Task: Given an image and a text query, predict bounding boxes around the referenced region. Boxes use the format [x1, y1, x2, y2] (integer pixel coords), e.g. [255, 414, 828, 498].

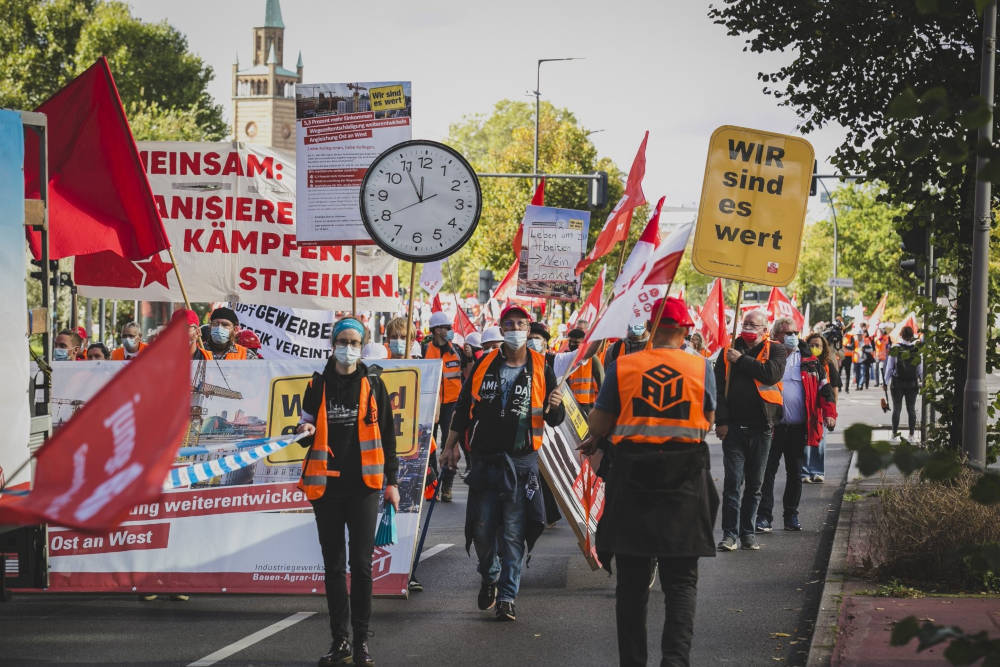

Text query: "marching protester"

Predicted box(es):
[384, 316, 421, 359]
[603, 320, 650, 370]
[197, 307, 258, 360]
[236, 329, 264, 359]
[295, 317, 399, 667]
[563, 327, 604, 414]
[885, 325, 922, 440]
[756, 318, 837, 533]
[441, 304, 565, 622]
[582, 296, 718, 667]
[689, 332, 711, 358]
[714, 309, 787, 552]
[53, 329, 83, 361]
[85, 343, 110, 360]
[423, 310, 468, 502]
[840, 323, 855, 392]
[480, 326, 503, 352]
[856, 324, 873, 391]
[801, 332, 841, 483]
[110, 321, 147, 360]
[464, 331, 483, 362]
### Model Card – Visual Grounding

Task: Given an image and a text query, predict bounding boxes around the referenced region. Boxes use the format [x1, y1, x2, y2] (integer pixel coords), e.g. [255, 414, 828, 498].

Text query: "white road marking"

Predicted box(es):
[187, 611, 316, 666]
[420, 543, 453, 560]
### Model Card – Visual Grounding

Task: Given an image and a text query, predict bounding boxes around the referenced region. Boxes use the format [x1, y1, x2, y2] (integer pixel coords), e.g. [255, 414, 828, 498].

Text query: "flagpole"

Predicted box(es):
[404, 264, 417, 359]
[351, 248, 358, 315]
[166, 247, 192, 312]
[724, 280, 744, 398]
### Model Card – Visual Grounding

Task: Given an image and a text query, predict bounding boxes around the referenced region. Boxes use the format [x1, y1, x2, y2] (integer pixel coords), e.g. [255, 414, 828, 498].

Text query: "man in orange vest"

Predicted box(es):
[423, 310, 467, 501]
[840, 323, 856, 393]
[201, 307, 257, 360]
[110, 321, 148, 360]
[295, 317, 399, 667]
[441, 304, 565, 623]
[563, 328, 604, 413]
[582, 296, 718, 667]
[714, 309, 788, 552]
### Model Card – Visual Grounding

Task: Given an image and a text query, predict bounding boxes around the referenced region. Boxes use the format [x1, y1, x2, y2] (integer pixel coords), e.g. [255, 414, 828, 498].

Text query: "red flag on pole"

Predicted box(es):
[576, 131, 648, 275]
[700, 278, 730, 355]
[513, 178, 545, 259]
[867, 292, 888, 332]
[0, 311, 191, 531]
[25, 57, 170, 260]
[765, 287, 805, 331]
[453, 297, 476, 337]
[431, 293, 444, 313]
[569, 266, 606, 329]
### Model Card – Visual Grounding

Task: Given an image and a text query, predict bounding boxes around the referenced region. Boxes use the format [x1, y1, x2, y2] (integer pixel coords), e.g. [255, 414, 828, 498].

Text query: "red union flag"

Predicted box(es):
[576, 132, 648, 275]
[569, 266, 606, 329]
[766, 287, 805, 331]
[0, 312, 190, 531]
[453, 297, 476, 337]
[700, 278, 730, 355]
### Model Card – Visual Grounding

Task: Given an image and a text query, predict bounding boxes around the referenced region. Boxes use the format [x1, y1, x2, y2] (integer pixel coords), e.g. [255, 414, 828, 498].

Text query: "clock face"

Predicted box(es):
[359, 140, 481, 262]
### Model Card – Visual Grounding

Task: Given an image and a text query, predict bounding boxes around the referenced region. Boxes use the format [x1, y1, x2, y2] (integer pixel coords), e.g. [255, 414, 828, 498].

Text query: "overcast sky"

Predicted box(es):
[129, 0, 847, 210]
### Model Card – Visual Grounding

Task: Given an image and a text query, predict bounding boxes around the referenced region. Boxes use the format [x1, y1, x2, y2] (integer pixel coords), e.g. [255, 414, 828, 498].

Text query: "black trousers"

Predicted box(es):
[312, 490, 379, 640]
[616, 554, 699, 667]
[758, 422, 807, 523]
[841, 358, 853, 390]
[891, 382, 919, 436]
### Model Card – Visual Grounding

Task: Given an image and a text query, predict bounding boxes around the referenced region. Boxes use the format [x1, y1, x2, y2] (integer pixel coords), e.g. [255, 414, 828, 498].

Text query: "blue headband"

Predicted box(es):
[333, 318, 365, 339]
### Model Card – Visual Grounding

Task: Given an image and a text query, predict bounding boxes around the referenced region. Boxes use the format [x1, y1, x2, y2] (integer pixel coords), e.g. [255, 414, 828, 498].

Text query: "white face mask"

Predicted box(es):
[123, 336, 138, 352]
[503, 330, 527, 350]
[334, 344, 362, 365]
[527, 338, 545, 353]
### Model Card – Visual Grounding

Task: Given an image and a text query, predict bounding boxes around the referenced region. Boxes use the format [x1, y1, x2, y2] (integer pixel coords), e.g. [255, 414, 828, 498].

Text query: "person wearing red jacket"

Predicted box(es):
[756, 318, 837, 533]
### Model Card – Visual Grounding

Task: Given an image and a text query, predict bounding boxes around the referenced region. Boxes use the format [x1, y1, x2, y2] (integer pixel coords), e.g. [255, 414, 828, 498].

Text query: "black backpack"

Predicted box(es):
[892, 344, 920, 384]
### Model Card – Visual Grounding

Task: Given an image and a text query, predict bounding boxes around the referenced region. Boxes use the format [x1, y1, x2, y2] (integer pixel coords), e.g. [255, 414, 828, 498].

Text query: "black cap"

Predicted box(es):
[529, 322, 550, 341]
[209, 307, 239, 326]
[567, 328, 586, 340]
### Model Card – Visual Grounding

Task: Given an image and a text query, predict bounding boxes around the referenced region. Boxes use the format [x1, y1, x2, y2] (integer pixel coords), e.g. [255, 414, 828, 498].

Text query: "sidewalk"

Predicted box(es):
[808, 449, 1000, 666]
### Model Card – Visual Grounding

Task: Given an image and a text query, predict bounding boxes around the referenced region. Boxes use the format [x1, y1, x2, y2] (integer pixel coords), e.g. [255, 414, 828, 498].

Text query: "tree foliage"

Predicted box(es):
[709, 0, 1000, 453]
[443, 100, 644, 297]
[0, 0, 225, 140]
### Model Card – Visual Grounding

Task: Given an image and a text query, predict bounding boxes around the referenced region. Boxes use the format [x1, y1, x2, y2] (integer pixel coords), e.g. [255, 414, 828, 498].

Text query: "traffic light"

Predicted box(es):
[590, 171, 608, 208]
[898, 218, 929, 280]
[899, 257, 926, 280]
[478, 269, 495, 304]
[809, 160, 818, 197]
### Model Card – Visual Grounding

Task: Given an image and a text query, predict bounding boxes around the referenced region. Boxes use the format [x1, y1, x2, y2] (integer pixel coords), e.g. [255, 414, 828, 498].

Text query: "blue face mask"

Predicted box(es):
[53, 348, 70, 361]
[629, 324, 646, 338]
[211, 326, 230, 345]
[527, 338, 545, 353]
[444, 330, 455, 343]
[389, 339, 406, 356]
[784, 334, 799, 349]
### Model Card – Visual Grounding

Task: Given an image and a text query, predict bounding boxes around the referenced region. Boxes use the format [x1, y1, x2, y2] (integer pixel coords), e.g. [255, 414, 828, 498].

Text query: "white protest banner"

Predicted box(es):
[294, 81, 412, 245]
[231, 303, 335, 360]
[44, 358, 439, 598]
[73, 142, 400, 311]
[516, 205, 591, 301]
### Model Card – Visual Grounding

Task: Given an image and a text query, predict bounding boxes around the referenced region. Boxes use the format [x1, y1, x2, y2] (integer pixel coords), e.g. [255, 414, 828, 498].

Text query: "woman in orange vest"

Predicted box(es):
[582, 296, 718, 667]
[295, 317, 399, 667]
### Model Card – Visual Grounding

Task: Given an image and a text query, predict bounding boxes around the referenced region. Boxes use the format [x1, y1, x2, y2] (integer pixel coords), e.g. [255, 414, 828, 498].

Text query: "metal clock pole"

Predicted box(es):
[404, 264, 417, 359]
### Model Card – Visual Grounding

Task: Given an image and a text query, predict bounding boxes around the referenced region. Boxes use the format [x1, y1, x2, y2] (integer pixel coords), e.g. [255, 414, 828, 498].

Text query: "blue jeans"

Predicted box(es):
[721, 426, 773, 539]
[470, 478, 527, 603]
[801, 436, 825, 477]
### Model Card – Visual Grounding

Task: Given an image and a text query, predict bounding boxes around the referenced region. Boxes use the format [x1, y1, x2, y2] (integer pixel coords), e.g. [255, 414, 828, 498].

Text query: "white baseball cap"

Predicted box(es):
[481, 326, 503, 344]
[429, 311, 451, 329]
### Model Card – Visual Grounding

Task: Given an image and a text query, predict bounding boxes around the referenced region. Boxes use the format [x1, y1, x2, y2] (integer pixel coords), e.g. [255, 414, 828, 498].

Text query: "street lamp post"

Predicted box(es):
[534, 58, 581, 189]
[817, 178, 840, 318]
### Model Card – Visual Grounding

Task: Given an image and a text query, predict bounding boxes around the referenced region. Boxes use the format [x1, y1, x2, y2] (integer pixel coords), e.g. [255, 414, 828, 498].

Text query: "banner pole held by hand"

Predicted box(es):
[725, 280, 744, 399]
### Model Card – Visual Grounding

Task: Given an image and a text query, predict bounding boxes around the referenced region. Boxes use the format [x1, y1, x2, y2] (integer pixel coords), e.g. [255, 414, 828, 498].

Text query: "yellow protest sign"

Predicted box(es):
[265, 367, 421, 464]
[692, 126, 814, 286]
[369, 84, 406, 111]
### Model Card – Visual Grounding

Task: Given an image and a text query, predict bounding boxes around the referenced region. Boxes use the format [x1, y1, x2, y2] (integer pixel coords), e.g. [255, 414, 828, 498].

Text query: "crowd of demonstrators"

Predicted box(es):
[885, 325, 922, 440]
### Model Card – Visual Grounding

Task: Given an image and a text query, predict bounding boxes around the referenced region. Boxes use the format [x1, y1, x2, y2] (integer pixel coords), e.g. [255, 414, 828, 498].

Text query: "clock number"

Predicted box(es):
[393, 225, 402, 238]
[455, 198, 464, 210]
[418, 156, 433, 169]
[400, 160, 412, 172]
[447, 218, 457, 227]
[381, 210, 392, 221]
[377, 189, 388, 202]
[412, 232, 422, 244]
[433, 228, 442, 240]
[451, 180, 461, 191]
[440, 165, 447, 176]
[386, 172, 402, 184]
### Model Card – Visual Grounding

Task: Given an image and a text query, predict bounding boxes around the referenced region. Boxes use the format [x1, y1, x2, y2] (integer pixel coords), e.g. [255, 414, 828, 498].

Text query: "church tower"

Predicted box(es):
[231, 0, 302, 152]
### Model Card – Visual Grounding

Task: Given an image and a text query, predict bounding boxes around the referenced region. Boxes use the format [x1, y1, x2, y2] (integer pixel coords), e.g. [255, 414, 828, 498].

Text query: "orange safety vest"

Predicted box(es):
[722, 337, 784, 405]
[568, 358, 598, 406]
[110, 342, 149, 360]
[425, 342, 462, 404]
[843, 332, 856, 355]
[609, 348, 711, 446]
[298, 374, 384, 499]
[469, 348, 547, 451]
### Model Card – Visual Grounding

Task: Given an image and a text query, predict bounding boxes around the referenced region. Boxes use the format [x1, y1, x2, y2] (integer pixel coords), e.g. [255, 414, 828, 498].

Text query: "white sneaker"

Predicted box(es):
[811, 475, 825, 483]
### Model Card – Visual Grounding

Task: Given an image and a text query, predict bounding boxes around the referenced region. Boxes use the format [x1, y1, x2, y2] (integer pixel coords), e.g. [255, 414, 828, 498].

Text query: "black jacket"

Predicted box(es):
[450, 346, 565, 455]
[714, 337, 788, 428]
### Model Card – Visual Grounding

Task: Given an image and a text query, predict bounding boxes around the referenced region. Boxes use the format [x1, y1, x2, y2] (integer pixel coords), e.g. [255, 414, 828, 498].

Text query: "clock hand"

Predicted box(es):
[389, 193, 437, 217]
[406, 170, 422, 202]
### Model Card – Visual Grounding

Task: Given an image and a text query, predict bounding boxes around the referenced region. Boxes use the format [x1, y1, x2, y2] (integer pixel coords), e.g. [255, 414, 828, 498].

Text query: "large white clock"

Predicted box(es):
[359, 140, 481, 262]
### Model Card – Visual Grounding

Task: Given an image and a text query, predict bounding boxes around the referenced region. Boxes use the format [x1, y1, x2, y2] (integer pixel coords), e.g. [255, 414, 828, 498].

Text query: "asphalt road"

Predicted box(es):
[0, 385, 903, 666]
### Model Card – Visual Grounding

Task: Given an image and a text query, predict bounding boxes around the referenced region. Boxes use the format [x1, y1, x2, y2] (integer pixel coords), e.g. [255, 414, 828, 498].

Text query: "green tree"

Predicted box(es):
[709, 0, 1000, 453]
[444, 100, 643, 299]
[0, 0, 225, 140]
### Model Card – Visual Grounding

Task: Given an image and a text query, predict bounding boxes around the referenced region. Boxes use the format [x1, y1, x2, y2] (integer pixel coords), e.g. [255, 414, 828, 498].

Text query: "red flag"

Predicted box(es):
[431, 293, 444, 313]
[492, 259, 519, 303]
[576, 131, 648, 275]
[570, 266, 606, 329]
[513, 179, 545, 258]
[25, 58, 169, 261]
[0, 311, 190, 531]
[867, 292, 888, 332]
[765, 287, 805, 331]
[453, 297, 476, 337]
[700, 278, 729, 355]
